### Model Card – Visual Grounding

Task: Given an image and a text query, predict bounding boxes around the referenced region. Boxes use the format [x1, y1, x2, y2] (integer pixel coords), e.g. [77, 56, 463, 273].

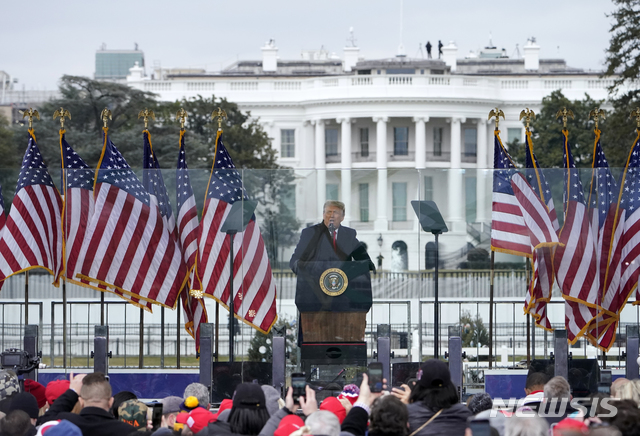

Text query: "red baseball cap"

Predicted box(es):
[319, 396, 346, 424]
[45, 380, 70, 406]
[184, 406, 216, 433]
[274, 414, 305, 436]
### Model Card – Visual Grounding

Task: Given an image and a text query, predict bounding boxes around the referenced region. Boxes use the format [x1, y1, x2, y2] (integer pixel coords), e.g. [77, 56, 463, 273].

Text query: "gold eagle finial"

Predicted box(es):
[20, 108, 40, 129]
[211, 108, 227, 131]
[53, 107, 71, 130]
[588, 108, 606, 131]
[519, 108, 536, 131]
[555, 107, 575, 130]
[176, 108, 188, 130]
[488, 108, 505, 131]
[138, 109, 156, 130]
[100, 108, 112, 129]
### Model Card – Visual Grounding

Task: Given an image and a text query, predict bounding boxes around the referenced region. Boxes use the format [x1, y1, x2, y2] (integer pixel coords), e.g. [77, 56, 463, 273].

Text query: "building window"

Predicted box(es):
[326, 184, 339, 200]
[359, 183, 369, 222]
[392, 182, 407, 221]
[280, 129, 295, 158]
[424, 176, 433, 201]
[433, 127, 443, 156]
[507, 128, 522, 144]
[394, 127, 409, 155]
[281, 184, 296, 214]
[326, 129, 338, 156]
[360, 128, 369, 157]
[466, 177, 477, 222]
[464, 128, 477, 157]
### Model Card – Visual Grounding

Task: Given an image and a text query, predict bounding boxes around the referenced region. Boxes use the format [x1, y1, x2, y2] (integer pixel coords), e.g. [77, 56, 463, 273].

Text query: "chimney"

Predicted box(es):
[343, 46, 360, 72]
[523, 37, 540, 71]
[442, 41, 458, 72]
[261, 39, 278, 73]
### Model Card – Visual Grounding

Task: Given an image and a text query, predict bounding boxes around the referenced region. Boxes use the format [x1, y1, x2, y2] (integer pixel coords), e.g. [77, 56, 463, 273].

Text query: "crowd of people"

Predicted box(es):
[0, 361, 639, 436]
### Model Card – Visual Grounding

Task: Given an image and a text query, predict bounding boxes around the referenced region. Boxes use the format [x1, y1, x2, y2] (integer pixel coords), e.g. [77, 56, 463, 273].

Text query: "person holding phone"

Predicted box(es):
[392, 359, 471, 436]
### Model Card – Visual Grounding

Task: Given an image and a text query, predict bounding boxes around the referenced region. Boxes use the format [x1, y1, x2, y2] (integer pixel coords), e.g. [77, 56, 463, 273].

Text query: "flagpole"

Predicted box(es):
[176, 306, 181, 368]
[139, 308, 144, 368]
[215, 303, 219, 362]
[526, 258, 531, 364]
[54, 111, 71, 370]
[24, 271, 29, 325]
[489, 251, 494, 369]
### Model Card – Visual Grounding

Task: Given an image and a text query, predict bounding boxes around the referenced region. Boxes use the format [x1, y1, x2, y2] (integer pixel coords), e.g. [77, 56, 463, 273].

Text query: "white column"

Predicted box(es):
[476, 119, 489, 223]
[315, 120, 326, 217]
[450, 117, 463, 169]
[448, 117, 464, 231]
[476, 118, 488, 169]
[339, 118, 352, 224]
[413, 116, 428, 169]
[374, 116, 388, 231]
[302, 120, 315, 169]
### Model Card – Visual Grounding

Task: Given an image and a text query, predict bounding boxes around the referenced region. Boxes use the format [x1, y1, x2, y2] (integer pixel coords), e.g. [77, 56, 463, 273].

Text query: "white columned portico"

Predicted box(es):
[448, 117, 465, 231]
[476, 119, 490, 223]
[315, 120, 326, 217]
[374, 116, 388, 231]
[413, 116, 428, 169]
[339, 117, 353, 224]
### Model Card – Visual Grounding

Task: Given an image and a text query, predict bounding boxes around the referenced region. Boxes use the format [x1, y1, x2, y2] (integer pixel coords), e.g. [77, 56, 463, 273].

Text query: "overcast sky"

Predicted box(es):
[2, 0, 615, 91]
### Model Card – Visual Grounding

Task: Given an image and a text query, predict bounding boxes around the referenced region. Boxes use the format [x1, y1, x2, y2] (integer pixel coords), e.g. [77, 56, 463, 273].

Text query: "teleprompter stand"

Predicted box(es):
[411, 200, 448, 359]
[220, 199, 257, 363]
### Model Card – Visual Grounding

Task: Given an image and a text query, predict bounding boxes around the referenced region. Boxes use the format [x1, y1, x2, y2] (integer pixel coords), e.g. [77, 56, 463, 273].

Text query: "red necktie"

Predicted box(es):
[333, 231, 337, 251]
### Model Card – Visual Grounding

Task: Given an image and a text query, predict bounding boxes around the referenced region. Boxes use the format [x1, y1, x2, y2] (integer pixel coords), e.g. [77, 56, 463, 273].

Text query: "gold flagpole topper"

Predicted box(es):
[488, 107, 505, 131]
[211, 108, 227, 131]
[53, 107, 71, 130]
[555, 107, 575, 129]
[630, 108, 640, 130]
[176, 108, 188, 130]
[138, 109, 155, 130]
[519, 108, 536, 131]
[100, 108, 112, 129]
[20, 108, 40, 130]
[588, 108, 606, 131]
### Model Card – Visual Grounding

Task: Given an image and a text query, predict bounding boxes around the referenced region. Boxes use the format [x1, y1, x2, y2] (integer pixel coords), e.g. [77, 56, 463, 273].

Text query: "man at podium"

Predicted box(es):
[290, 201, 375, 343]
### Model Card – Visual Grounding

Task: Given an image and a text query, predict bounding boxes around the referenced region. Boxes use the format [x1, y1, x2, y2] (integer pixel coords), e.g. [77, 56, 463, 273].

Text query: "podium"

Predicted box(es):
[295, 260, 372, 389]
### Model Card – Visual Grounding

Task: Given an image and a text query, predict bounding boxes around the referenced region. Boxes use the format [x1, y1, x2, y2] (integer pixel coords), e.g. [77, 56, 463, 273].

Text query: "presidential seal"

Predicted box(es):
[319, 268, 348, 296]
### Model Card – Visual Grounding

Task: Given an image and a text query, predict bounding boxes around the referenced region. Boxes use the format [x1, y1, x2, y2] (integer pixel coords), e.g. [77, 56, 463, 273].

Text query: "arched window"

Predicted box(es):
[425, 242, 436, 269]
[391, 241, 408, 271]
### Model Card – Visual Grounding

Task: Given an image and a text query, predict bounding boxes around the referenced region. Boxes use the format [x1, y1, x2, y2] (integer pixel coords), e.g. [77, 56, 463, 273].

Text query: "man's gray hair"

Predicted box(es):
[305, 410, 340, 436]
[183, 382, 210, 408]
[543, 376, 571, 400]
[505, 415, 549, 436]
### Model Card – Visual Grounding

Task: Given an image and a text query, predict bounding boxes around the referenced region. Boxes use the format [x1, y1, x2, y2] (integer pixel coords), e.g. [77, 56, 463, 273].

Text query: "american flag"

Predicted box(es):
[176, 129, 207, 350]
[198, 131, 277, 333]
[59, 131, 150, 309]
[586, 133, 621, 346]
[75, 130, 186, 308]
[0, 182, 5, 292]
[490, 132, 531, 257]
[596, 134, 640, 350]
[523, 131, 558, 329]
[0, 132, 63, 285]
[553, 131, 600, 343]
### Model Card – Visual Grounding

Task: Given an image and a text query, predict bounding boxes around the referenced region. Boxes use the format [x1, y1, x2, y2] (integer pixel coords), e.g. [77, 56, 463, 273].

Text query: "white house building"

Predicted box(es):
[125, 38, 613, 271]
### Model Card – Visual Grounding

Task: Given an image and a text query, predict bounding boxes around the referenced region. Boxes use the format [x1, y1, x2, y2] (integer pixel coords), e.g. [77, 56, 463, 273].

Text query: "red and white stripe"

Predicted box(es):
[511, 173, 559, 248]
[63, 185, 94, 281]
[75, 183, 184, 308]
[491, 191, 531, 257]
[0, 184, 63, 283]
[198, 198, 277, 333]
[554, 200, 600, 342]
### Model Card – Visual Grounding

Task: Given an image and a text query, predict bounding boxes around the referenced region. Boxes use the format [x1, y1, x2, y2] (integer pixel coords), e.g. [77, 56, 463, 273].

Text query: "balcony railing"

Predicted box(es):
[426, 151, 451, 162]
[462, 152, 477, 163]
[389, 151, 415, 161]
[352, 151, 376, 162]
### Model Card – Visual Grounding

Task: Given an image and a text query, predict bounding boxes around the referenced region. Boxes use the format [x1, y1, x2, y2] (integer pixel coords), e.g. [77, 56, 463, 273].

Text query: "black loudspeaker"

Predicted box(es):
[528, 359, 599, 397]
[210, 362, 272, 404]
[392, 362, 421, 388]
